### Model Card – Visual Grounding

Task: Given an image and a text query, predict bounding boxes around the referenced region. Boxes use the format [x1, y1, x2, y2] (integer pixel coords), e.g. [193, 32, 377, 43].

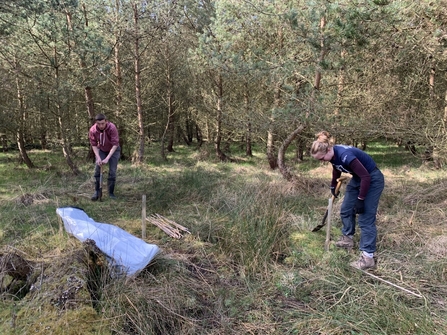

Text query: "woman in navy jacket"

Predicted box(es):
[311, 131, 384, 270]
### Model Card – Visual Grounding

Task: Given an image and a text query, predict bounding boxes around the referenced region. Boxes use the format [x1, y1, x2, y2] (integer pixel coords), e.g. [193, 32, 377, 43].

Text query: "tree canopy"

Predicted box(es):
[0, 0, 446, 169]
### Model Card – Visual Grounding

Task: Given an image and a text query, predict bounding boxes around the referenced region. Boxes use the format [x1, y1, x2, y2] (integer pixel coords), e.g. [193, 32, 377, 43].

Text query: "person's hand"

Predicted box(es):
[96, 157, 102, 165]
[102, 157, 110, 164]
[355, 199, 365, 214]
[330, 186, 339, 198]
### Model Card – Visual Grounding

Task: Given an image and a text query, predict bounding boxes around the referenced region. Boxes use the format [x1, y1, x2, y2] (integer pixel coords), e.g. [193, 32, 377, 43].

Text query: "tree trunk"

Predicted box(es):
[17, 130, 34, 168]
[39, 98, 47, 151]
[313, 16, 326, 93]
[185, 118, 193, 145]
[437, 71, 447, 167]
[112, 3, 126, 160]
[278, 125, 305, 181]
[279, 15, 325, 181]
[84, 86, 95, 121]
[177, 125, 190, 145]
[14, 61, 34, 168]
[334, 48, 346, 118]
[295, 136, 306, 162]
[160, 117, 169, 162]
[246, 120, 253, 157]
[293, 77, 306, 162]
[76, 5, 97, 161]
[267, 82, 281, 169]
[58, 116, 79, 175]
[85, 86, 96, 161]
[1, 135, 7, 152]
[444, 71, 447, 122]
[214, 73, 229, 161]
[244, 82, 252, 157]
[205, 116, 211, 143]
[166, 45, 175, 153]
[166, 107, 175, 153]
[429, 60, 435, 100]
[133, 3, 145, 164]
[309, 15, 326, 116]
[53, 45, 79, 175]
[196, 123, 203, 147]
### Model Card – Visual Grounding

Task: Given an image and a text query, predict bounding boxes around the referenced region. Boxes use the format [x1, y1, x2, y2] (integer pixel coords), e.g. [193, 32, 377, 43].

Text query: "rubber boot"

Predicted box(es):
[108, 180, 116, 199]
[91, 180, 100, 201]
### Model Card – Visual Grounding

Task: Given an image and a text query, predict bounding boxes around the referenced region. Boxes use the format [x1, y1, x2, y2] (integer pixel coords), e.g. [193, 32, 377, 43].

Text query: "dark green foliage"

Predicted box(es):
[373, 0, 390, 5]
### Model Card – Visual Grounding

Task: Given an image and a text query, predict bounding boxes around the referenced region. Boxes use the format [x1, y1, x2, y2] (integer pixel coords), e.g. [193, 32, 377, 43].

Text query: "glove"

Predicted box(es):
[330, 186, 339, 198]
[354, 199, 365, 214]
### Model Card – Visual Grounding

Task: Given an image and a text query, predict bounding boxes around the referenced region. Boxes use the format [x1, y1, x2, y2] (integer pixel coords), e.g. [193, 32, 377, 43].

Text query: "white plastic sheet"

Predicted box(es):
[56, 207, 160, 276]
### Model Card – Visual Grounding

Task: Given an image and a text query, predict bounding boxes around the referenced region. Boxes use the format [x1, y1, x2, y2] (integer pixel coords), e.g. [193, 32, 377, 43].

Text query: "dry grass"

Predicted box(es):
[0, 146, 447, 334]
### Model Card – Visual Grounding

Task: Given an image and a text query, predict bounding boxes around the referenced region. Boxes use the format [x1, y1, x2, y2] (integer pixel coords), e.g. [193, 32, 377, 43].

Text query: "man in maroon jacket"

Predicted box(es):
[89, 114, 121, 200]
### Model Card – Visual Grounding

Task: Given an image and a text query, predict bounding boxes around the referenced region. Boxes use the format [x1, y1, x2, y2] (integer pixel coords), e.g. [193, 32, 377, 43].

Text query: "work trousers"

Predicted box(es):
[340, 168, 384, 254]
[94, 147, 121, 183]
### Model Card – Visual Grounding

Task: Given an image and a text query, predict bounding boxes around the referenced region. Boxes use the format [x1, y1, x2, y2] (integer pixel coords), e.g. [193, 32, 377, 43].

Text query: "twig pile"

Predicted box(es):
[146, 214, 191, 239]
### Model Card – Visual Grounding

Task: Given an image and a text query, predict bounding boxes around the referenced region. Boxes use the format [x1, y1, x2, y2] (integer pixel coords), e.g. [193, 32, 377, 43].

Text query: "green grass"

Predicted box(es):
[364, 141, 418, 168]
[0, 142, 446, 334]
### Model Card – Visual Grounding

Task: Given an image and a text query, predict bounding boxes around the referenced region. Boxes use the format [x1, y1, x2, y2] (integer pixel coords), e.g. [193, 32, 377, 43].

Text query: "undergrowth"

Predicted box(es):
[0, 142, 446, 334]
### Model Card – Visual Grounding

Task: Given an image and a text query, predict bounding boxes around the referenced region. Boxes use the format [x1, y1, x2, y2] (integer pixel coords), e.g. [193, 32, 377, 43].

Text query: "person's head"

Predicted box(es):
[95, 114, 107, 131]
[311, 131, 335, 161]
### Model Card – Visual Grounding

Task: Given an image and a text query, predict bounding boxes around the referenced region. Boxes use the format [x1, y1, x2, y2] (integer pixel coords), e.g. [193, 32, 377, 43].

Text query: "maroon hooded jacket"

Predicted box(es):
[89, 122, 120, 152]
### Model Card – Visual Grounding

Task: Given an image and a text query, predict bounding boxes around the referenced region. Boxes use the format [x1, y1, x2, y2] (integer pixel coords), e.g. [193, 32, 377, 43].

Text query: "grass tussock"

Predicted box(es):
[0, 142, 447, 334]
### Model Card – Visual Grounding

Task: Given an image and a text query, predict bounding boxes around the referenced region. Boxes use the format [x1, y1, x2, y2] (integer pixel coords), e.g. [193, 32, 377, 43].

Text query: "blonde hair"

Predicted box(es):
[310, 131, 334, 155]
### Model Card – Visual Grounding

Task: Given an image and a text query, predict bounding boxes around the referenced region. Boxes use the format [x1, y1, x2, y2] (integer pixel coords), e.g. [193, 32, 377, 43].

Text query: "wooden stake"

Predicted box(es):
[142, 195, 146, 239]
[58, 215, 63, 237]
[325, 197, 333, 251]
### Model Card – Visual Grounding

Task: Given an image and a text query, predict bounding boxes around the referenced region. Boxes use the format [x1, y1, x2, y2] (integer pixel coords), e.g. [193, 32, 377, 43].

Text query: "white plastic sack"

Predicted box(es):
[56, 207, 160, 276]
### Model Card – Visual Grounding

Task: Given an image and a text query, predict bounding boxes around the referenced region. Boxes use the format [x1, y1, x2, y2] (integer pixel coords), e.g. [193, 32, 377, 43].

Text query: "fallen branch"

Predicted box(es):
[359, 269, 423, 299]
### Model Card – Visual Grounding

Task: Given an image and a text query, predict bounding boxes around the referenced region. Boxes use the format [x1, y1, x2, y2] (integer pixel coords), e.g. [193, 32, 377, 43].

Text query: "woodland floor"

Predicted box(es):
[0, 145, 446, 334]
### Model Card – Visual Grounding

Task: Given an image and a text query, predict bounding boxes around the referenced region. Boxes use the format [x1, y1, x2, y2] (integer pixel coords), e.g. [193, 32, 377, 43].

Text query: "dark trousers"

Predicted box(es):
[94, 147, 121, 183]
